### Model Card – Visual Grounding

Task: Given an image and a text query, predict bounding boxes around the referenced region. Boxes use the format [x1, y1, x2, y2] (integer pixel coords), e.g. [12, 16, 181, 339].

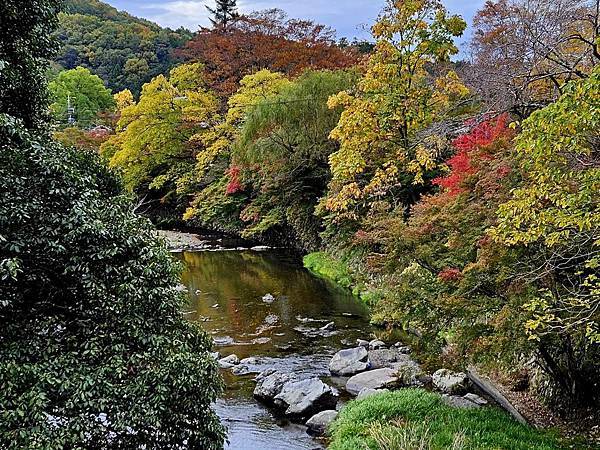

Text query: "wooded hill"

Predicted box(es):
[54, 0, 191, 94]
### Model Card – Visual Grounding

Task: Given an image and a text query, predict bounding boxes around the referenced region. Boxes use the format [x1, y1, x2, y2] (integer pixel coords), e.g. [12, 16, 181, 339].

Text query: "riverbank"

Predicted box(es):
[301, 250, 599, 448]
[163, 231, 596, 448]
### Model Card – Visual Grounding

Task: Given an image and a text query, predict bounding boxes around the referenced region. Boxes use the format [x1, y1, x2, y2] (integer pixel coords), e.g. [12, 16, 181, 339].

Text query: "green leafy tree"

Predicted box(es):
[49, 66, 115, 126]
[494, 69, 600, 404]
[0, 1, 225, 447]
[232, 69, 357, 249]
[0, 0, 60, 127]
[206, 0, 239, 29]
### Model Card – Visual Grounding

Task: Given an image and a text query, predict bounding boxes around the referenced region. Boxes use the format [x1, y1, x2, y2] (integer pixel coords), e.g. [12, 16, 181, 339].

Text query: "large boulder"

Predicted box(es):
[305, 410, 338, 436]
[390, 356, 424, 387]
[432, 369, 469, 395]
[346, 368, 400, 395]
[253, 370, 291, 401]
[274, 378, 338, 416]
[368, 348, 407, 369]
[329, 347, 369, 376]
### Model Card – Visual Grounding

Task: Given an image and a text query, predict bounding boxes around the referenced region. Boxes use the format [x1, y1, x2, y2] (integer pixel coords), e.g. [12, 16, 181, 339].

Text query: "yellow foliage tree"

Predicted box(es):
[100, 63, 220, 200]
[322, 0, 469, 223]
[113, 89, 134, 112]
[183, 70, 291, 222]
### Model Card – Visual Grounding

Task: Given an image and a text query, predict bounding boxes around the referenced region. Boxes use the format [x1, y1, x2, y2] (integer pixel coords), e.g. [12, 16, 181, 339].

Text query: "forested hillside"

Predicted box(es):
[54, 0, 191, 94]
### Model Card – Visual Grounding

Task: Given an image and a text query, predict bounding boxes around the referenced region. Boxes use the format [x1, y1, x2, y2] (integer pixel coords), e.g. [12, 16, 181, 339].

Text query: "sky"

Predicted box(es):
[106, 0, 486, 50]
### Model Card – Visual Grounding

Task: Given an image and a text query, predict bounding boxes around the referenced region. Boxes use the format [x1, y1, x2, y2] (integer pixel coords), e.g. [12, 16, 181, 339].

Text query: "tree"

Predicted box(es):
[232, 69, 358, 249]
[493, 68, 600, 404]
[183, 69, 292, 235]
[206, 0, 239, 29]
[469, 0, 600, 117]
[321, 0, 468, 230]
[179, 9, 359, 97]
[0, 1, 225, 447]
[49, 66, 115, 126]
[102, 63, 221, 218]
[0, 0, 60, 127]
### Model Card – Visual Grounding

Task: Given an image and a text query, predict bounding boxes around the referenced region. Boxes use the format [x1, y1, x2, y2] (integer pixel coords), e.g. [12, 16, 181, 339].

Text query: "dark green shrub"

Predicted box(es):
[0, 115, 225, 449]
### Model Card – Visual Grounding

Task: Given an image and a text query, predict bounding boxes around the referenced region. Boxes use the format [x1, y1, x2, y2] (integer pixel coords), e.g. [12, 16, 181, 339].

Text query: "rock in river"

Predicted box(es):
[356, 387, 389, 400]
[345, 368, 400, 396]
[432, 369, 469, 395]
[218, 354, 240, 368]
[329, 347, 369, 376]
[274, 378, 338, 416]
[262, 293, 276, 303]
[253, 370, 291, 401]
[305, 410, 338, 436]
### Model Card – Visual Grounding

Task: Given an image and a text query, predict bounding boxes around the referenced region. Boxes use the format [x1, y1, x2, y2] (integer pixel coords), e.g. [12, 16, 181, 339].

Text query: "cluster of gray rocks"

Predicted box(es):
[216, 338, 490, 437]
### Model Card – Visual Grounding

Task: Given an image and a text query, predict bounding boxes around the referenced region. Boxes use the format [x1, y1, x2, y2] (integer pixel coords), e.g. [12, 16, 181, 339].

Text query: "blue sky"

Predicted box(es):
[107, 0, 485, 49]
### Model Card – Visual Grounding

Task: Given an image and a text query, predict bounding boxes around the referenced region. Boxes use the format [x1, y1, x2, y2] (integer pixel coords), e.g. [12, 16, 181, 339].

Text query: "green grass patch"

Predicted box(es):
[303, 252, 354, 289]
[328, 389, 567, 450]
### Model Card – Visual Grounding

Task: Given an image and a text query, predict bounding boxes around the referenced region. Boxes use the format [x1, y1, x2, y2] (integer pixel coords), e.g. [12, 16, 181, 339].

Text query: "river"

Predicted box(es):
[174, 238, 374, 450]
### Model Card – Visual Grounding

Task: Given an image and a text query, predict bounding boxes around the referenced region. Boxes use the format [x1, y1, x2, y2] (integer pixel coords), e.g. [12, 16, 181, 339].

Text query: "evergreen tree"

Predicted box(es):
[0, 1, 225, 448]
[206, 0, 239, 29]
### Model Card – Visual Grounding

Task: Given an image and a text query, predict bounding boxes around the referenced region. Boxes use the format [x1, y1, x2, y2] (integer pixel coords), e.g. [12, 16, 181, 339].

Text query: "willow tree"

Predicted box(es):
[231, 69, 358, 249]
[321, 0, 468, 227]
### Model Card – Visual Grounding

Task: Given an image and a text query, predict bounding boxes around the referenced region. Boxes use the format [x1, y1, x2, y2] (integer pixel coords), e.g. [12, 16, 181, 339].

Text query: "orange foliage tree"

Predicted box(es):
[178, 9, 360, 97]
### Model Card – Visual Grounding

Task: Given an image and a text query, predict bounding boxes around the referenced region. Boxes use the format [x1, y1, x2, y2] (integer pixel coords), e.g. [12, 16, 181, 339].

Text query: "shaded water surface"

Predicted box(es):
[176, 245, 374, 450]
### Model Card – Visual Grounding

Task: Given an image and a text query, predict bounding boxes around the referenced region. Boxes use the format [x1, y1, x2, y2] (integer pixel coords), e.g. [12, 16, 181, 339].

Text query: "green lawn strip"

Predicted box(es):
[328, 389, 567, 450]
[303, 252, 354, 289]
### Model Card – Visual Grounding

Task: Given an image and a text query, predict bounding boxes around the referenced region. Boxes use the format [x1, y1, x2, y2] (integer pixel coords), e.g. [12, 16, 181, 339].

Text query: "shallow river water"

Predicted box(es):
[175, 243, 375, 450]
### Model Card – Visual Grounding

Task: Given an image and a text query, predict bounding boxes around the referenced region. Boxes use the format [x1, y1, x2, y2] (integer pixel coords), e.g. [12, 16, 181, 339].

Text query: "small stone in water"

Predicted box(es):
[262, 293, 276, 303]
[264, 314, 279, 325]
[320, 322, 336, 332]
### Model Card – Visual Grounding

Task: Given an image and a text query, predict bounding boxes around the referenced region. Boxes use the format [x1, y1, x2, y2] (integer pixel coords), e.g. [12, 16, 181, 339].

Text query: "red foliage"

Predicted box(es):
[178, 9, 359, 97]
[225, 165, 243, 195]
[438, 267, 463, 283]
[433, 114, 511, 196]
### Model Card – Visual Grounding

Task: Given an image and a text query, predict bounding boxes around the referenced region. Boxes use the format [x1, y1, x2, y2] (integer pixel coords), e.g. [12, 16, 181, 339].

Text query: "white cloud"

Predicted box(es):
[141, 1, 212, 31]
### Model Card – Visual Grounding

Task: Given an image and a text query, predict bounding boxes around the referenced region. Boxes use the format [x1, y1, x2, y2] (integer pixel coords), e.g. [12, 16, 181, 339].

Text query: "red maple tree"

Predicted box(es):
[433, 113, 511, 196]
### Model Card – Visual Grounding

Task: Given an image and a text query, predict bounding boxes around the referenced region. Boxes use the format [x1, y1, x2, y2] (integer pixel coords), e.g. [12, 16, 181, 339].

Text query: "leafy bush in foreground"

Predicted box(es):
[0, 116, 225, 448]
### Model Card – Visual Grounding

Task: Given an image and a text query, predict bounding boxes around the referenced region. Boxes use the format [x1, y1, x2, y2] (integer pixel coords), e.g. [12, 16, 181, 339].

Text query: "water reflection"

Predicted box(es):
[177, 249, 373, 450]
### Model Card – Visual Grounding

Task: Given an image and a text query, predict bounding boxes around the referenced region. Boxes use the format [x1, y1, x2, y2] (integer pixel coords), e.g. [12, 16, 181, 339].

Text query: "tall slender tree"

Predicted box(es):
[206, 0, 239, 29]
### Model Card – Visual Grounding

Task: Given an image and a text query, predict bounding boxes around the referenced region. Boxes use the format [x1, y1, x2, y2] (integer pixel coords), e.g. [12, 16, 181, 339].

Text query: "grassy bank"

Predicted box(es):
[329, 389, 567, 450]
[303, 252, 382, 304]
